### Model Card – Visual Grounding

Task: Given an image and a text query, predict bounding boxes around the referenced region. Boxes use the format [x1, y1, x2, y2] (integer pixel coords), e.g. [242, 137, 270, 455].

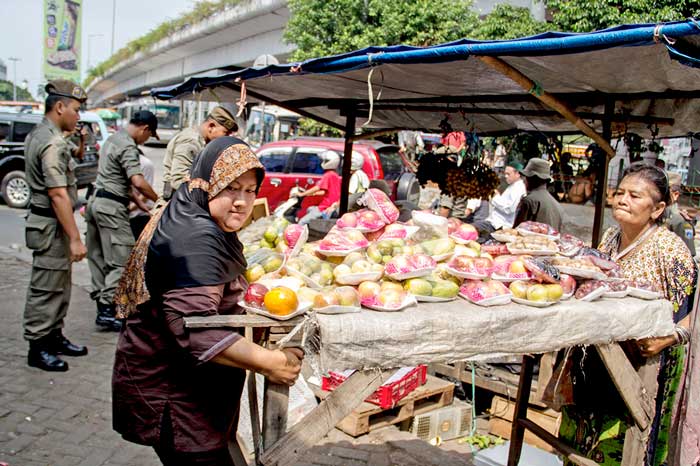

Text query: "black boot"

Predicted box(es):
[28, 338, 69, 372]
[48, 329, 88, 357]
[96, 302, 122, 332]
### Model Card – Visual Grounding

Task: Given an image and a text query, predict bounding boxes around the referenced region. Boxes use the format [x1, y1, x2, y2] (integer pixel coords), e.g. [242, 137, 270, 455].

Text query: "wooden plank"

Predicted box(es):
[520, 419, 599, 466]
[621, 354, 661, 466]
[490, 396, 561, 433]
[489, 417, 554, 453]
[260, 370, 389, 466]
[535, 352, 555, 404]
[184, 315, 304, 329]
[245, 327, 263, 466]
[595, 343, 654, 430]
[507, 355, 534, 466]
[263, 382, 290, 450]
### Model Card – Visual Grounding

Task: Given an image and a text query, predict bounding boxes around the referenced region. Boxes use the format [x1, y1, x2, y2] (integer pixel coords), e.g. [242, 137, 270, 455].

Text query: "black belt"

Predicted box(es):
[95, 189, 130, 207]
[30, 205, 55, 218]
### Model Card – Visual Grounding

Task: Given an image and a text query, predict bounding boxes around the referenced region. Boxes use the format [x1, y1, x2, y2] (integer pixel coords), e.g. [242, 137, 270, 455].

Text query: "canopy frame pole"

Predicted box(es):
[476, 56, 615, 158]
[592, 100, 615, 246]
[339, 108, 356, 215]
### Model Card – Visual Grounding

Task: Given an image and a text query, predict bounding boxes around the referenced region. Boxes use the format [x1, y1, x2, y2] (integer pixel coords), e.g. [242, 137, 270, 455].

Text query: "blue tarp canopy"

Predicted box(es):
[151, 20, 700, 138]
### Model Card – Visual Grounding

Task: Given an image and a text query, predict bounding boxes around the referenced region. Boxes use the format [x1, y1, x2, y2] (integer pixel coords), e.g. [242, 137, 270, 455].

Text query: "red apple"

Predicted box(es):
[559, 274, 577, 295]
[457, 223, 478, 240]
[244, 283, 269, 308]
[338, 212, 358, 228]
[359, 210, 382, 225]
[451, 255, 475, 271]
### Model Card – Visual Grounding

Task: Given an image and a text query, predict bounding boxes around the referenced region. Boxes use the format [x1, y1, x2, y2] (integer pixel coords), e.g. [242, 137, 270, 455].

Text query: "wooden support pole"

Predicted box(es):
[263, 382, 289, 450]
[245, 328, 263, 465]
[477, 56, 615, 158]
[507, 355, 534, 466]
[339, 109, 356, 215]
[261, 370, 389, 466]
[519, 419, 599, 466]
[592, 100, 615, 246]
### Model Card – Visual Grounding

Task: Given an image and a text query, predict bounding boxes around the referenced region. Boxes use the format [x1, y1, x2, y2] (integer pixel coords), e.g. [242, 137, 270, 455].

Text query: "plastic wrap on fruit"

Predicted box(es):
[606, 280, 628, 293]
[460, 279, 510, 302]
[418, 238, 455, 257]
[378, 223, 413, 241]
[575, 247, 618, 271]
[358, 188, 400, 224]
[627, 279, 660, 292]
[450, 223, 479, 243]
[480, 240, 510, 257]
[448, 255, 494, 275]
[559, 274, 577, 295]
[446, 217, 463, 235]
[385, 254, 437, 276]
[411, 210, 449, 241]
[523, 258, 560, 283]
[559, 233, 584, 256]
[517, 221, 559, 236]
[318, 230, 369, 252]
[574, 280, 607, 299]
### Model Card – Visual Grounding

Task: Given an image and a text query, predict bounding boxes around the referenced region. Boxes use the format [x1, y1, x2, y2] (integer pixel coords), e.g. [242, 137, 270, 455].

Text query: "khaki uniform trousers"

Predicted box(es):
[86, 197, 135, 306]
[23, 214, 72, 341]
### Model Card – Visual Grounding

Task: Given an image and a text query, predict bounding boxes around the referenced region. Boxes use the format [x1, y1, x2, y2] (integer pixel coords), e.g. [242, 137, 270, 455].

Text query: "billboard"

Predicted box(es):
[43, 0, 82, 82]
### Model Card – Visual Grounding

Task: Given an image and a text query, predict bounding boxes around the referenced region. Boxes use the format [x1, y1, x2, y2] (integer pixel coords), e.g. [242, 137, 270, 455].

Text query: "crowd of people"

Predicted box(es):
[19, 78, 700, 465]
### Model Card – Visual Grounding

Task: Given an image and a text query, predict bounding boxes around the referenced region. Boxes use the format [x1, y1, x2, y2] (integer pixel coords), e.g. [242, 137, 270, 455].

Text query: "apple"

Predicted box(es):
[384, 223, 406, 234]
[339, 212, 358, 228]
[451, 255, 475, 271]
[245, 264, 266, 283]
[545, 284, 564, 301]
[380, 281, 404, 293]
[244, 283, 269, 308]
[358, 281, 381, 300]
[509, 280, 529, 299]
[465, 240, 481, 253]
[366, 245, 383, 264]
[313, 292, 340, 309]
[345, 230, 366, 243]
[378, 289, 406, 308]
[472, 257, 493, 270]
[297, 287, 319, 303]
[359, 210, 382, 225]
[456, 224, 478, 241]
[559, 274, 576, 295]
[370, 263, 384, 272]
[527, 284, 548, 302]
[453, 246, 479, 258]
[343, 252, 365, 267]
[333, 264, 352, 278]
[377, 240, 394, 256]
[351, 260, 373, 273]
[389, 255, 411, 271]
[509, 260, 527, 274]
[336, 286, 360, 307]
[389, 238, 405, 248]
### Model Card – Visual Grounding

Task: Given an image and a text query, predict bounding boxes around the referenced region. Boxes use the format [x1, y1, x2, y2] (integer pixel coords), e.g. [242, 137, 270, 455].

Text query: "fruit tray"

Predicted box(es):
[362, 294, 418, 312]
[237, 300, 312, 321]
[511, 297, 559, 308]
[458, 292, 512, 307]
[445, 266, 490, 280]
[553, 265, 607, 280]
[505, 246, 558, 256]
[313, 305, 361, 315]
[516, 227, 560, 241]
[575, 286, 608, 302]
[490, 272, 531, 282]
[627, 287, 662, 300]
[315, 246, 366, 257]
[490, 232, 520, 243]
[385, 268, 436, 280]
[322, 365, 428, 409]
[414, 294, 458, 303]
[334, 271, 383, 286]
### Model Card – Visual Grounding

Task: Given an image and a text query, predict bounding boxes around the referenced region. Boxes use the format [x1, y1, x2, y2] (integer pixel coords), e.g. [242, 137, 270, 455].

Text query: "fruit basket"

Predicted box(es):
[322, 365, 428, 409]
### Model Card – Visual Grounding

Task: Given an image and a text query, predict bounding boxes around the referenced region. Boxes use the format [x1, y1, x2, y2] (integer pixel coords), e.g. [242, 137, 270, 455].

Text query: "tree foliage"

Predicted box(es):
[473, 4, 549, 40]
[0, 80, 34, 102]
[284, 0, 479, 61]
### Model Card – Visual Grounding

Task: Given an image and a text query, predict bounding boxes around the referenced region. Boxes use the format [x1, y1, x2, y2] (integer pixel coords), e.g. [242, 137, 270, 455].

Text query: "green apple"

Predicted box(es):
[333, 264, 352, 278]
[545, 284, 563, 301]
[351, 260, 373, 273]
[527, 284, 548, 302]
[431, 280, 459, 298]
[262, 256, 283, 273]
[244, 264, 266, 283]
[509, 280, 529, 299]
[367, 245, 383, 263]
[404, 278, 433, 296]
[263, 226, 279, 244]
[343, 252, 365, 267]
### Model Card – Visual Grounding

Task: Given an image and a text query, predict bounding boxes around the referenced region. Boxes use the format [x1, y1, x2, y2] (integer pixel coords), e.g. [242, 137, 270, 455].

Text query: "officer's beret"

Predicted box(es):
[207, 106, 238, 133]
[45, 79, 88, 103]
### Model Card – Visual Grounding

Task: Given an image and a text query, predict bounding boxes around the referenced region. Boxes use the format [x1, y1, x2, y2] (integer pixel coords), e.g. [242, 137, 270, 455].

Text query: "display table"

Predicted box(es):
[185, 296, 674, 466]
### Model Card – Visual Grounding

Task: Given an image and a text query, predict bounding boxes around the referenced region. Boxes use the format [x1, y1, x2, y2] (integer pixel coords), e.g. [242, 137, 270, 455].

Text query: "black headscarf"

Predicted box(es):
[145, 136, 264, 297]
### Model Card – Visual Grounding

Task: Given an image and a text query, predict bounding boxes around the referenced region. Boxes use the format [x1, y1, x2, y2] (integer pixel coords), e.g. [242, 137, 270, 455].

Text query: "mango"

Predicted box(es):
[404, 278, 433, 296]
[431, 280, 459, 298]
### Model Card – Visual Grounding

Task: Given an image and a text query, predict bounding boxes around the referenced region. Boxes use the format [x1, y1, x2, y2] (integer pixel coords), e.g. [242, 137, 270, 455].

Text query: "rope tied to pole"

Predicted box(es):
[235, 78, 247, 117]
[361, 65, 384, 128]
[528, 80, 543, 97]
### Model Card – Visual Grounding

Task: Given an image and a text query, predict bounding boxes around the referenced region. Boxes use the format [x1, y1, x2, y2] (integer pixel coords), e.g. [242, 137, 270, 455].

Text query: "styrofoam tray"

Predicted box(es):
[385, 268, 436, 280]
[315, 246, 366, 257]
[415, 294, 458, 302]
[431, 252, 455, 262]
[458, 292, 512, 307]
[516, 228, 560, 241]
[238, 300, 312, 321]
[506, 246, 559, 256]
[562, 291, 575, 300]
[362, 294, 418, 312]
[627, 287, 662, 300]
[490, 232, 519, 243]
[449, 234, 479, 245]
[313, 305, 361, 314]
[512, 297, 558, 307]
[554, 266, 607, 280]
[445, 266, 490, 280]
[334, 271, 383, 285]
[284, 266, 324, 289]
[603, 289, 628, 299]
[491, 272, 530, 282]
[255, 277, 305, 292]
[575, 286, 608, 302]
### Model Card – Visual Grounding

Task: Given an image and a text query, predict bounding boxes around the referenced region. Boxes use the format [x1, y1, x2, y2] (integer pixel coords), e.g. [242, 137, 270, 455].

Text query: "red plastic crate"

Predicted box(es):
[321, 365, 427, 409]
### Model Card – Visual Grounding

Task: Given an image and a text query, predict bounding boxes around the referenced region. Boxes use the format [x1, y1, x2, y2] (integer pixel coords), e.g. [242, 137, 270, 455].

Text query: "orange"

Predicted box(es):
[263, 286, 299, 315]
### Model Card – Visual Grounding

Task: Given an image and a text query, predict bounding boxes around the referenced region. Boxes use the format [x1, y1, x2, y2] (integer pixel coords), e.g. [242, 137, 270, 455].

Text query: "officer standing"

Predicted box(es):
[666, 172, 697, 257]
[161, 106, 237, 199]
[86, 111, 159, 331]
[23, 80, 89, 372]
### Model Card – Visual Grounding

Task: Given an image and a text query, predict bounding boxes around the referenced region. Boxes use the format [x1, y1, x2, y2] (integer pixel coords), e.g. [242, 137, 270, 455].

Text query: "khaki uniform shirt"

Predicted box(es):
[667, 204, 697, 256]
[162, 127, 205, 192]
[25, 117, 77, 209]
[513, 185, 564, 232]
[96, 129, 143, 198]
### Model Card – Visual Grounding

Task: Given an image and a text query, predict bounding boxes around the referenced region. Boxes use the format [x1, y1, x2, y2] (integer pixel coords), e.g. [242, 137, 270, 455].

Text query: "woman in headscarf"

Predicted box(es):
[111, 137, 303, 466]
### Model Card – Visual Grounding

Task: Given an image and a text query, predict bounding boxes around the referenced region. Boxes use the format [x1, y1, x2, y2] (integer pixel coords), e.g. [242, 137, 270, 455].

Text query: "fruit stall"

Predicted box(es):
[183, 187, 673, 466]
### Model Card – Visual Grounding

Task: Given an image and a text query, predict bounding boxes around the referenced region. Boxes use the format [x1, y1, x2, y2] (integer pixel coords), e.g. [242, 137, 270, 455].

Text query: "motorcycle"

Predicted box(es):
[273, 185, 305, 223]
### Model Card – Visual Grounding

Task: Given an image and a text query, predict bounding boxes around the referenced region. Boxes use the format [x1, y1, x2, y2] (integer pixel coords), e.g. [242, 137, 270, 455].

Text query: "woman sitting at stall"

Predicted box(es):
[560, 162, 698, 465]
[111, 137, 304, 466]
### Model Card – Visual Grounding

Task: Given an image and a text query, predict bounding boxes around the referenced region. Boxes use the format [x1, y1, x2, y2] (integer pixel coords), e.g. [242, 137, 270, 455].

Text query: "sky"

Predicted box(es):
[0, 0, 197, 99]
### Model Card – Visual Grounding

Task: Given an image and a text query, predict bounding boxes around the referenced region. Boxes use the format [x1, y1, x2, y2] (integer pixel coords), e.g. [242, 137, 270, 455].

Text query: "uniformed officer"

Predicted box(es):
[23, 79, 89, 372]
[666, 172, 697, 257]
[86, 111, 159, 331]
[161, 106, 237, 199]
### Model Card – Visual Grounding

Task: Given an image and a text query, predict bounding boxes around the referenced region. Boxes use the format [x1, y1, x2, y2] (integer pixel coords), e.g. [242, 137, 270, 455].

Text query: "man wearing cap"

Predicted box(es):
[85, 110, 159, 331]
[666, 172, 696, 256]
[161, 106, 237, 199]
[472, 162, 527, 238]
[23, 79, 89, 371]
[513, 158, 564, 231]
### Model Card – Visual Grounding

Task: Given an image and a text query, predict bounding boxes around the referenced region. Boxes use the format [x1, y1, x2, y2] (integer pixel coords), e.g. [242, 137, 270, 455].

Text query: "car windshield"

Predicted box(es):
[377, 147, 405, 181]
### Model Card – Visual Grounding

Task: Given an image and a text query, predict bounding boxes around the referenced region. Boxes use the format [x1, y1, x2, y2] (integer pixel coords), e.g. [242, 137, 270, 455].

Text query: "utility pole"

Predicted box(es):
[110, 0, 116, 55]
[8, 57, 20, 101]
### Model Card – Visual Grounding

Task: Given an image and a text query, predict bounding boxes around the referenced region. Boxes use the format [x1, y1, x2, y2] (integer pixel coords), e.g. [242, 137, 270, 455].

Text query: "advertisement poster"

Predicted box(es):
[43, 0, 82, 82]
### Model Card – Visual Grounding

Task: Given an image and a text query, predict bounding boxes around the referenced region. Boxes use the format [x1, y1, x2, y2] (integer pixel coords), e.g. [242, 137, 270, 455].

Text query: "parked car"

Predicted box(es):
[0, 112, 101, 209]
[255, 137, 420, 218]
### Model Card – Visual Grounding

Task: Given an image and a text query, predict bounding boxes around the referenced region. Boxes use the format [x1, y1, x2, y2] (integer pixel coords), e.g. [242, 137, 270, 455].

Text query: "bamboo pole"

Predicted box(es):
[477, 56, 615, 159]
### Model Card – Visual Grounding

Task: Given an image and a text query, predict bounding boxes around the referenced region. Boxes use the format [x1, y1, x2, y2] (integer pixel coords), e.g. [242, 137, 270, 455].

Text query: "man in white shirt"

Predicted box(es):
[472, 162, 527, 239]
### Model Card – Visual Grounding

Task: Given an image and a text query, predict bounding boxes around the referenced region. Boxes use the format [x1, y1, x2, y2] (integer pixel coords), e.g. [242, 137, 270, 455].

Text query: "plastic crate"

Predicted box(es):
[321, 365, 427, 409]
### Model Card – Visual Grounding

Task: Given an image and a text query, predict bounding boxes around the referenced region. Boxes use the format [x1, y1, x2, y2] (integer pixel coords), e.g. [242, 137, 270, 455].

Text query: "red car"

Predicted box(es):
[255, 137, 419, 217]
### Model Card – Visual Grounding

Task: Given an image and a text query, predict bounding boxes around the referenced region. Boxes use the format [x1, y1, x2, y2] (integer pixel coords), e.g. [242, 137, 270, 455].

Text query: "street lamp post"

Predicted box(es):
[8, 57, 21, 101]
